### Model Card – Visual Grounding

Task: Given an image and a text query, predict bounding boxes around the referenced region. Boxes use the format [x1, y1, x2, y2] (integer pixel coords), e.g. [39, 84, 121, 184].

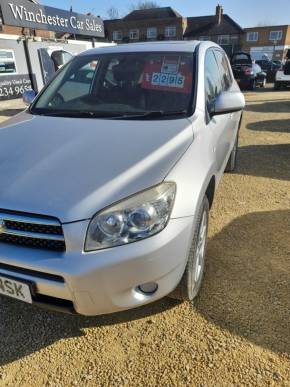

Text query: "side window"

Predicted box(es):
[205, 50, 222, 106]
[103, 58, 120, 86]
[58, 61, 98, 102]
[214, 50, 232, 91]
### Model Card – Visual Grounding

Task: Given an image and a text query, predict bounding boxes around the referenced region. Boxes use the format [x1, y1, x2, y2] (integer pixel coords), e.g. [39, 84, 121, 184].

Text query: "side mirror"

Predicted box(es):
[22, 90, 37, 106]
[209, 91, 245, 116]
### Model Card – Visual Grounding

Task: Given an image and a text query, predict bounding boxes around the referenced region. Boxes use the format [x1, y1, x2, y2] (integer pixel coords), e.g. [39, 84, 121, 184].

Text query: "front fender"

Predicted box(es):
[166, 134, 217, 220]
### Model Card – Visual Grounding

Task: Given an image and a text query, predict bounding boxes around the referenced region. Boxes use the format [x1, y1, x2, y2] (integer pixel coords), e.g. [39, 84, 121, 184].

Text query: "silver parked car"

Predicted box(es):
[0, 41, 245, 315]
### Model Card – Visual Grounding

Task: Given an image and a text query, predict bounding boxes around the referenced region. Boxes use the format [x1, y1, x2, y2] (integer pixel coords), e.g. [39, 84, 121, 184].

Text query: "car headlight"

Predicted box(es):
[85, 182, 176, 251]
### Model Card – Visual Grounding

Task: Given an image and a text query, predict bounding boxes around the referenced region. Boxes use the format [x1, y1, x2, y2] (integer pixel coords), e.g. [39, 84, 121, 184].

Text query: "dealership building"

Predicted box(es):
[0, 0, 106, 101]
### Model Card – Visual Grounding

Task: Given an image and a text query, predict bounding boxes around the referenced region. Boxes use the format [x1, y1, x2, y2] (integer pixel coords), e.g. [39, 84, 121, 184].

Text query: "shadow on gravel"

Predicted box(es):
[245, 98, 290, 104]
[0, 294, 180, 365]
[0, 109, 24, 118]
[246, 100, 290, 113]
[196, 209, 290, 357]
[247, 119, 290, 133]
[237, 144, 290, 181]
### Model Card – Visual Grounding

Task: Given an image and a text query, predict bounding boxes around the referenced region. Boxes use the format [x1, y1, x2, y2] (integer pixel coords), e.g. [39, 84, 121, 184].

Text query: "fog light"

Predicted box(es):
[138, 282, 158, 295]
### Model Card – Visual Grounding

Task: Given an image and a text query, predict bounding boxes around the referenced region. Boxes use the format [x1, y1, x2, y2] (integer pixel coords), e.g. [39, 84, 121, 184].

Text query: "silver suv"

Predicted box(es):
[0, 41, 245, 315]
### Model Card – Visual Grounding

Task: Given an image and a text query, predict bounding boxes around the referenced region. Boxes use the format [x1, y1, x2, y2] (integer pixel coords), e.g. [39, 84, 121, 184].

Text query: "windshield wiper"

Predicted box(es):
[33, 110, 126, 118]
[113, 110, 188, 120]
[31, 109, 188, 119]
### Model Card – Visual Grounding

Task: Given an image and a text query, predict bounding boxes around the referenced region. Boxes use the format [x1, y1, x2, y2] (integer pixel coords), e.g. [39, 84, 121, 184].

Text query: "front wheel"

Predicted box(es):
[169, 197, 209, 301]
[260, 78, 266, 88]
[249, 79, 256, 90]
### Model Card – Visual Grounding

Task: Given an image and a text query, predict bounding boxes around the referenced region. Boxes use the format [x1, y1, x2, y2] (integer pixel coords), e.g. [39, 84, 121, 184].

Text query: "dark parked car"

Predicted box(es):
[230, 52, 267, 90]
[255, 59, 281, 82]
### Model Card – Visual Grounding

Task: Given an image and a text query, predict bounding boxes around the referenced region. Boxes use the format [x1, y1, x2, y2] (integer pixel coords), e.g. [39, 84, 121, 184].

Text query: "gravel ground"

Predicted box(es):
[0, 99, 25, 125]
[0, 88, 289, 386]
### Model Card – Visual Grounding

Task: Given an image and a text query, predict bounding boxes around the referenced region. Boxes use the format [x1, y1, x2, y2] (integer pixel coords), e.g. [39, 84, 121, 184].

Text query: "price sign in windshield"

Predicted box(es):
[141, 55, 192, 94]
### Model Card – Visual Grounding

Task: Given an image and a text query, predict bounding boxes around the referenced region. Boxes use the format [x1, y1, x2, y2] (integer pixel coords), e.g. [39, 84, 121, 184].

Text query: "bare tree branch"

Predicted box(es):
[107, 6, 119, 19]
[129, 1, 160, 11]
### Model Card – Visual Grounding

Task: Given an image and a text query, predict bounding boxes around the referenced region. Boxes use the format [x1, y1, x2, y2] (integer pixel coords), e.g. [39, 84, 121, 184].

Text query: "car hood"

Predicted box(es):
[0, 112, 193, 223]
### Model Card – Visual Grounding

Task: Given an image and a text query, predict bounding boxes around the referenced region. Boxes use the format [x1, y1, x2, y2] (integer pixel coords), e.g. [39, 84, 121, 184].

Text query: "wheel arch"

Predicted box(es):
[205, 176, 216, 210]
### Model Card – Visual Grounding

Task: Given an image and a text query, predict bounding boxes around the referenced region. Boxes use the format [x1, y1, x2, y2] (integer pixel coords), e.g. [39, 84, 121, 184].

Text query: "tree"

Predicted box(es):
[256, 18, 273, 27]
[107, 6, 119, 19]
[129, 1, 160, 11]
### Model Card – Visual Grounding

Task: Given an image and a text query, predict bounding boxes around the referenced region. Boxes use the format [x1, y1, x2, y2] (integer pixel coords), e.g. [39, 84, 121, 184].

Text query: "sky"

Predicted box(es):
[40, 0, 290, 28]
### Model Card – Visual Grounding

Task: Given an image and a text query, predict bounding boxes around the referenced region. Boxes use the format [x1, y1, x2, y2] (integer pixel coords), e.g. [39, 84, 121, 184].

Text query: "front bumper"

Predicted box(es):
[275, 80, 290, 86]
[275, 71, 290, 85]
[0, 217, 194, 316]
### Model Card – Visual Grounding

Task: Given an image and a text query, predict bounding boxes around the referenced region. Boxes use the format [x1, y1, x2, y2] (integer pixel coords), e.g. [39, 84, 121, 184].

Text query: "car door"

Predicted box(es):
[214, 49, 238, 153]
[204, 49, 233, 176]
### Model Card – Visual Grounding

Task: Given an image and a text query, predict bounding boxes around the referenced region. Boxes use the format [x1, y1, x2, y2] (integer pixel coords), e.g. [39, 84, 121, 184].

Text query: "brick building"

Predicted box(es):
[242, 25, 290, 61]
[105, 5, 243, 55]
[184, 5, 243, 55]
[105, 7, 186, 43]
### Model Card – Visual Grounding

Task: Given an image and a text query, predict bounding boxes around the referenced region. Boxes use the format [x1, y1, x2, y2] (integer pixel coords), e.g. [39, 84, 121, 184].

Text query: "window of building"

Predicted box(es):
[217, 35, 230, 45]
[247, 32, 258, 42]
[199, 36, 210, 41]
[147, 27, 157, 39]
[269, 30, 283, 41]
[129, 29, 139, 40]
[230, 35, 239, 42]
[112, 30, 123, 41]
[165, 26, 176, 38]
[0, 50, 17, 75]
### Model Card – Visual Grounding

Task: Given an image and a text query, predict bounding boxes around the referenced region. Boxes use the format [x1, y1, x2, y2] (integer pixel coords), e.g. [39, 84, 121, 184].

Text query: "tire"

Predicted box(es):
[260, 78, 266, 88]
[249, 79, 256, 90]
[169, 197, 209, 301]
[225, 131, 239, 173]
[274, 82, 281, 90]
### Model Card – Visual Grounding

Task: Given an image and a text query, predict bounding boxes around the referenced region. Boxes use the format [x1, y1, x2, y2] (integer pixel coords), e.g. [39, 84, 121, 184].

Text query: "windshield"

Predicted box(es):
[31, 51, 195, 119]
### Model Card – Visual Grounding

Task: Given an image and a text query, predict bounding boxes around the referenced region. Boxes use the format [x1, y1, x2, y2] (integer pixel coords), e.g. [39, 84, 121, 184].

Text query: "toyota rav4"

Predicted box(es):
[0, 41, 245, 315]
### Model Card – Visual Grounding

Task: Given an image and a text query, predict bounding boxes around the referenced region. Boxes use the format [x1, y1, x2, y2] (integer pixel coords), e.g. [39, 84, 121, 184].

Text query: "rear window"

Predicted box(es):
[232, 53, 252, 65]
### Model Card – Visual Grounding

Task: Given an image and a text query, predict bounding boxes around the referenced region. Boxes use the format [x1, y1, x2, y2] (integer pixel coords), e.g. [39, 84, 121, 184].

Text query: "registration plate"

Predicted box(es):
[0, 275, 32, 303]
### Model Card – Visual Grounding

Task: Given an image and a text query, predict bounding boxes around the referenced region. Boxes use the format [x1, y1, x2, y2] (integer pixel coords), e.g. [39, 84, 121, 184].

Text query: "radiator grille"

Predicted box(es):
[0, 211, 65, 252]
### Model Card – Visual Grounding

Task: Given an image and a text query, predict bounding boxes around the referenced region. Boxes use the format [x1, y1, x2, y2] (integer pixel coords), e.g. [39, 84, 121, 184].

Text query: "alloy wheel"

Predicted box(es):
[194, 210, 208, 283]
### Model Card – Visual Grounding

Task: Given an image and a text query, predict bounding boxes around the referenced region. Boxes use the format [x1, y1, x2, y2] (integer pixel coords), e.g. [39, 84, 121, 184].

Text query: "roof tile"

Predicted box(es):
[123, 7, 182, 21]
